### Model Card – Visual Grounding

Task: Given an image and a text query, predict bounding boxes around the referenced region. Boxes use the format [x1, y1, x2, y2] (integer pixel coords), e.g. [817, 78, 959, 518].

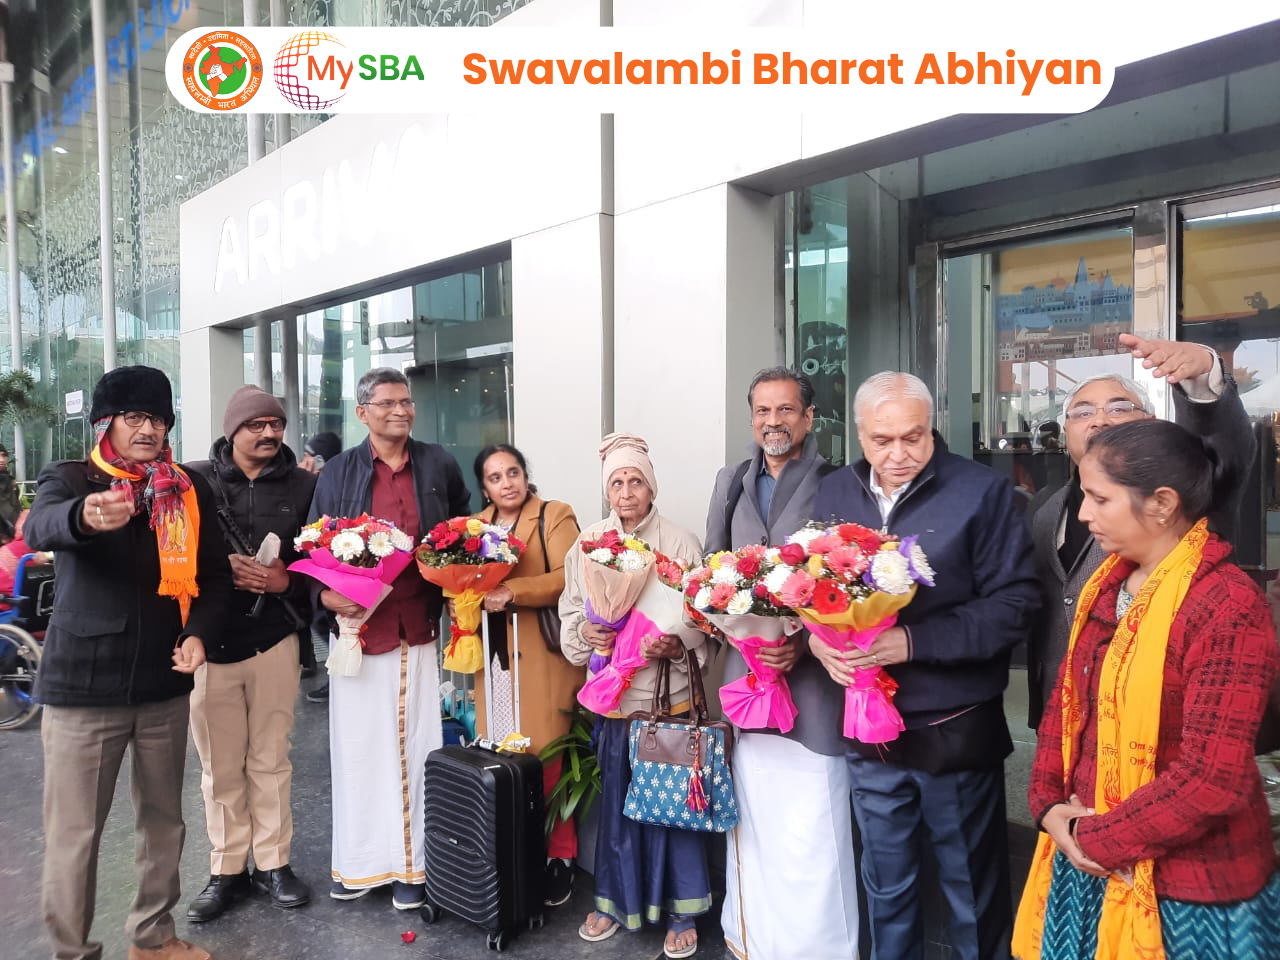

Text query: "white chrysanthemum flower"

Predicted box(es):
[617, 550, 649, 572]
[711, 564, 742, 586]
[908, 542, 936, 586]
[764, 547, 781, 562]
[869, 550, 913, 595]
[329, 531, 365, 562]
[693, 586, 713, 611]
[367, 531, 395, 558]
[726, 590, 754, 615]
[763, 564, 793, 596]
[788, 525, 825, 550]
[389, 529, 413, 552]
[297, 527, 321, 544]
[588, 548, 614, 564]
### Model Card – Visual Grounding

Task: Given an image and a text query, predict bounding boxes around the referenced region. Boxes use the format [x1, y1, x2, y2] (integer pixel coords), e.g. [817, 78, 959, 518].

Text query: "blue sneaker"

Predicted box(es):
[391, 881, 426, 910]
[329, 880, 372, 901]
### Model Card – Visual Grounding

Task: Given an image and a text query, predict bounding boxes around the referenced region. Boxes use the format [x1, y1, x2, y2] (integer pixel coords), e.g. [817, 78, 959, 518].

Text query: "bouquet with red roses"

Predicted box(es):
[770, 521, 935, 744]
[685, 545, 801, 734]
[289, 514, 416, 677]
[416, 517, 525, 673]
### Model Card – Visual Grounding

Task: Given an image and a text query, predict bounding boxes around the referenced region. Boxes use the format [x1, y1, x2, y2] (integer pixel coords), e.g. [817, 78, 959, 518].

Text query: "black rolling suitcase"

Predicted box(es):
[421, 613, 546, 951]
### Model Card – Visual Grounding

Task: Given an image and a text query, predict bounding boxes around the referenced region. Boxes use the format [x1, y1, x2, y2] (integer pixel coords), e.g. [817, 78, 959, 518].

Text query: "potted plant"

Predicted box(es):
[539, 706, 602, 849]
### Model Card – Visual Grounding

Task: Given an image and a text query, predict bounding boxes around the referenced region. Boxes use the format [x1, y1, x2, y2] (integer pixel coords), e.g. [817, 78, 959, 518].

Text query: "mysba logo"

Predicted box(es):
[181, 31, 263, 110]
[274, 31, 352, 110]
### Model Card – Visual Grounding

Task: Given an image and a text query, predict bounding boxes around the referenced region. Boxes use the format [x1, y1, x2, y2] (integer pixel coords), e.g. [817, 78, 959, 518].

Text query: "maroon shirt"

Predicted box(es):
[1029, 534, 1278, 903]
[361, 445, 437, 655]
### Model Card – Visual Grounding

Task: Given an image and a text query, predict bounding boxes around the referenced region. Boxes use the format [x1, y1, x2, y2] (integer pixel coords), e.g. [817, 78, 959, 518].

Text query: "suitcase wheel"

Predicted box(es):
[419, 903, 440, 925]
[486, 929, 510, 951]
[528, 913, 544, 931]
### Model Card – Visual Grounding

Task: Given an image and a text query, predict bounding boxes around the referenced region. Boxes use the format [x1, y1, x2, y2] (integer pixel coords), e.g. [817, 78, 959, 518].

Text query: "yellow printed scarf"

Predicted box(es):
[89, 445, 201, 626]
[1012, 518, 1209, 960]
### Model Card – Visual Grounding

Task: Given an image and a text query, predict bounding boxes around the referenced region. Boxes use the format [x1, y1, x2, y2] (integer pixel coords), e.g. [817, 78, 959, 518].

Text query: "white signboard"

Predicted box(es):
[65, 390, 84, 416]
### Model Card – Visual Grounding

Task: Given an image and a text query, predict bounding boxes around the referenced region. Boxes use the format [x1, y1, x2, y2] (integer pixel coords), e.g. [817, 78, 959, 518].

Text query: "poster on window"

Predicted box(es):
[994, 234, 1133, 365]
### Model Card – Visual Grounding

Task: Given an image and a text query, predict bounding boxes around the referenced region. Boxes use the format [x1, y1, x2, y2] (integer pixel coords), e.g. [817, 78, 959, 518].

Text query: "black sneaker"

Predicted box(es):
[306, 681, 329, 703]
[543, 859, 574, 907]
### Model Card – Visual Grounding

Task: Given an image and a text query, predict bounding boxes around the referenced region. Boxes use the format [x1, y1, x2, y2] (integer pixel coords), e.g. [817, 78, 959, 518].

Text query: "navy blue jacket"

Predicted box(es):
[308, 438, 470, 627]
[813, 434, 1040, 725]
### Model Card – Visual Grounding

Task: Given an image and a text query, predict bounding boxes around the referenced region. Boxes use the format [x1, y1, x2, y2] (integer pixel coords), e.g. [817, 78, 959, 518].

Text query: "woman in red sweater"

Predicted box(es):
[1014, 419, 1279, 960]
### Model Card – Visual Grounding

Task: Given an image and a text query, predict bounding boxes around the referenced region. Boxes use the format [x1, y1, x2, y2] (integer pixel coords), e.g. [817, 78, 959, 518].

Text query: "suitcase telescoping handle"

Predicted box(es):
[480, 605, 524, 747]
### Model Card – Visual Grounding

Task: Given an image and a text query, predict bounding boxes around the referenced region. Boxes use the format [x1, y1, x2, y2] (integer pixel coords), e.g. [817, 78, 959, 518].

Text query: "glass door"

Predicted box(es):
[1177, 185, 1280, 570]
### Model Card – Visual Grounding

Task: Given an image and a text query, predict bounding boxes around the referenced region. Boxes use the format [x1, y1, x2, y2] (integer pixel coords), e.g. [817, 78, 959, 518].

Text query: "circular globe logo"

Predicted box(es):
[181, 31, 263, 110]
[274, 31, 350, 110]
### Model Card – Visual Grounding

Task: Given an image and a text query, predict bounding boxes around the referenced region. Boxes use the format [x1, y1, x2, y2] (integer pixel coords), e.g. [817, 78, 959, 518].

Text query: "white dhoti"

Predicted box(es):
[722, 732, 859, 960]
[329, 640, 441, 887]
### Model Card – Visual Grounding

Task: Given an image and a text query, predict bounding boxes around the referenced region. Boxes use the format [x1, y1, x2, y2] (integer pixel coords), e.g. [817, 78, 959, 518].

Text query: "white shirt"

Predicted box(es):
[869, 471, 911, 526]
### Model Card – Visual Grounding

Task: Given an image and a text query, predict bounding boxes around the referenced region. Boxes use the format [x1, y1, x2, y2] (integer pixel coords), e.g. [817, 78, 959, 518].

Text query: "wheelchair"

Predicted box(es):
[0, 554, 55, 730]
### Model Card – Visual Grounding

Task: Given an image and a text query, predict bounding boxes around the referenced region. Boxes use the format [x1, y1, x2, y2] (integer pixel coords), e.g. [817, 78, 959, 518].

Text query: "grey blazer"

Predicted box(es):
[704, 435, 846, 756]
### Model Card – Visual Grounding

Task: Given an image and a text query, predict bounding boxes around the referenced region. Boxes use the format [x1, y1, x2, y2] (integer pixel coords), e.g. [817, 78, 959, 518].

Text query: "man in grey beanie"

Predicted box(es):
[183, 385, 317, 921]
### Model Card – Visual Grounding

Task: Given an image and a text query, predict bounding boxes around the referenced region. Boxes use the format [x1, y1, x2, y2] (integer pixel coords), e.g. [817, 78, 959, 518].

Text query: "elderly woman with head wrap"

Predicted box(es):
[559, 433, 711, 959]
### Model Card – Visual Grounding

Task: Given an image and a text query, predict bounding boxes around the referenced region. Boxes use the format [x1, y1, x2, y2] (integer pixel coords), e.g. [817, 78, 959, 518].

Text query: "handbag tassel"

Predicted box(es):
[687, 731, 709, 814]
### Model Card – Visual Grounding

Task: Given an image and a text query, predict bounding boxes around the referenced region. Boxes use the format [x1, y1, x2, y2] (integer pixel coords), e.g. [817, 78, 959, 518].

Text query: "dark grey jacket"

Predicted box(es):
[1026, 374, 1255, 728]
[704, 435, 845, 757]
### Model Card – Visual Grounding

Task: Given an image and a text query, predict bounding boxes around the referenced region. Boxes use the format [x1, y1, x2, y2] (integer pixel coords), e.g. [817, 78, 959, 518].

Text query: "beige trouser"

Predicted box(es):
[41, 697, 190, 960]
[189, 633, 300, 874]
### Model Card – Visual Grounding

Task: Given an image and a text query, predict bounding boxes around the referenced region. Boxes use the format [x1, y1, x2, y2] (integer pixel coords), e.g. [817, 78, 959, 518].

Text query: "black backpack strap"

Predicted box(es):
[537, 500, 550, 574]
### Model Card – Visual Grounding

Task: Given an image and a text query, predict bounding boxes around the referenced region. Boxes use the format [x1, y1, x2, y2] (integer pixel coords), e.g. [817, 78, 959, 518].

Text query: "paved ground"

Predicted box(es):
[0, 672, 1042, 960]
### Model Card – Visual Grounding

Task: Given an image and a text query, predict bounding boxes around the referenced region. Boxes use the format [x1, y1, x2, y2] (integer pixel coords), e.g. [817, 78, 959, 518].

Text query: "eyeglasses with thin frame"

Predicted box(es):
[1064, 400, 1142, 422]
[119, 411, 167, 429]
[242, 418, 286, 434]
[362, 399, 415, 411]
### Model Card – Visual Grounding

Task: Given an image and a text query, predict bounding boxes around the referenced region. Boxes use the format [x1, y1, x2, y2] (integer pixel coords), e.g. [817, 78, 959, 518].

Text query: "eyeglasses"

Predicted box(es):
[242, 418, 286, 434]
[119, 411, 167, 429]
[1064, 400, 1142, 422]
[362, 399, 415, 411]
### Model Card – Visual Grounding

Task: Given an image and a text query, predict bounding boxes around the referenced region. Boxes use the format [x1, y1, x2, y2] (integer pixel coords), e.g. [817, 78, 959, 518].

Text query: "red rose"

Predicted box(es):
[736, 555, 761, 578]
[752, 581, 769, 599]
[429, 521, 450, 540]
[779, 543, 806, 565]
[463, 536, 482, 552]
[509, 535, 526, 553]
[810, 581, 848, 616]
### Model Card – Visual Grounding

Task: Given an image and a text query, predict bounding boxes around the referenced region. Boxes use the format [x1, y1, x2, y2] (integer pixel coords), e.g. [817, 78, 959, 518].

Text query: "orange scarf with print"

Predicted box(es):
[1012, 518, 1209, 960]
[89, 440, 201, 625]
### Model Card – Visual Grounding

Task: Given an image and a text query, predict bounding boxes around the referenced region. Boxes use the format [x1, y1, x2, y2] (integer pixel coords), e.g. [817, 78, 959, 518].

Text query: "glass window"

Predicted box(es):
[1179, 196, 1280, 569]
[784, 181, 849, 465]
[942, 224, 1134, 508]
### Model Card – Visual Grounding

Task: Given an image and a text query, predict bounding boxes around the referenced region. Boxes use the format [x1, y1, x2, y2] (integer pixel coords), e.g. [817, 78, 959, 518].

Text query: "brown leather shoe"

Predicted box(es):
[127, 937, 212, 960]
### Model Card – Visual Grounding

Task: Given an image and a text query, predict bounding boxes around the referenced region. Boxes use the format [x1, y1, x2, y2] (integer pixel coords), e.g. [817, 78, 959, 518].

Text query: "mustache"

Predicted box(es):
[255, 438, 280, 448]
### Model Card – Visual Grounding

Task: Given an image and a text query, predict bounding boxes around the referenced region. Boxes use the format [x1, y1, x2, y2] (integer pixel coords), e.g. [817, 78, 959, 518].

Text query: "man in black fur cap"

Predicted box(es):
[25, 365, 233, 960]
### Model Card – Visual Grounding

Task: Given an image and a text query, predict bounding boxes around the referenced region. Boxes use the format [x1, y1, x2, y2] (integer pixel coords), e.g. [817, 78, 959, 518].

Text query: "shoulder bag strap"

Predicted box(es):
[537, 500, 550, 574]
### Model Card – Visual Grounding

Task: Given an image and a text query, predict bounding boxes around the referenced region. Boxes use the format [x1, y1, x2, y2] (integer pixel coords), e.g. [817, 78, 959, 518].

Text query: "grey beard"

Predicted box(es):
[761, 436, 792, 457]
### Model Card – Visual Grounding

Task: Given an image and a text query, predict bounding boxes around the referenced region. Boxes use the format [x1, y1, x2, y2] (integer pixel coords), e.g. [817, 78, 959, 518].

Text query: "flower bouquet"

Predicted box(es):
[686, 545, 801, 734]
[288, 514, 416, 677]
[777, 521, 934, 744]
[577, 552, 688, 715]
[579, 530, 655, 674]
[416, 517, 525, 673]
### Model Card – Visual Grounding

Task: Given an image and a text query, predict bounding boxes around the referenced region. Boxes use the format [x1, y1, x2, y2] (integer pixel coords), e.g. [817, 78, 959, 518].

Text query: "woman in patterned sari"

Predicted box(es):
[1014, 419, 1280, 960]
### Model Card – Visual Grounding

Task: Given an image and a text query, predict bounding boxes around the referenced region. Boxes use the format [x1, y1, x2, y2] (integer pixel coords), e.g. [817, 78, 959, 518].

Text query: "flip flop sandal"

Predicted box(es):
[578, 912, 621, 943]
[665, 919, 699, 959]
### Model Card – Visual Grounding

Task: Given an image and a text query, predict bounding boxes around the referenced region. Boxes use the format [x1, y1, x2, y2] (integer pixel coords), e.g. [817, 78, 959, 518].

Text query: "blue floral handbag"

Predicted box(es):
[622, 648, 738, 833]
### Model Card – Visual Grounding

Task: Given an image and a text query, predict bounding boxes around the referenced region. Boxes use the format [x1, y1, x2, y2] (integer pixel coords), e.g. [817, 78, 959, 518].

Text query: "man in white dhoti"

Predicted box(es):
[703, 367, 860, 959]
[309, 368, 471, 911]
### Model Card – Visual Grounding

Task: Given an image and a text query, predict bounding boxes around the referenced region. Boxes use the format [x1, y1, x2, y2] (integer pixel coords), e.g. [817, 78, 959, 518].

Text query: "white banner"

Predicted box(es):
[166, 22, 1128, 118]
